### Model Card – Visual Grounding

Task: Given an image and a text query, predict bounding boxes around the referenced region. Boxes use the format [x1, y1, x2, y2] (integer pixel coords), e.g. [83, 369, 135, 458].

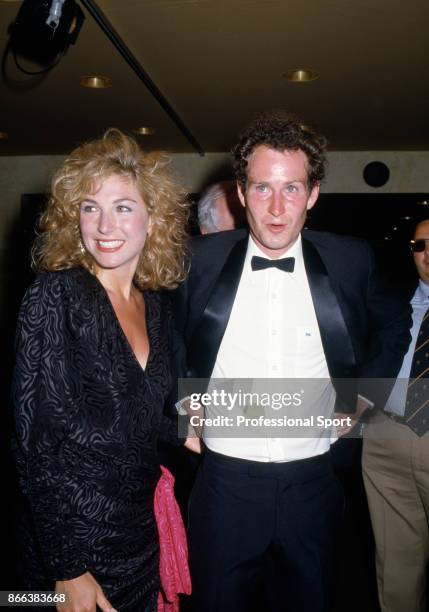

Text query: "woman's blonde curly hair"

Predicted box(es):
[33, 128, 189, 290]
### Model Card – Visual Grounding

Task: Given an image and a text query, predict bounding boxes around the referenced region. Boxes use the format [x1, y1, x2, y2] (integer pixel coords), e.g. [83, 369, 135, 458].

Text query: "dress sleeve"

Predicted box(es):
[11, 273, 88, 580]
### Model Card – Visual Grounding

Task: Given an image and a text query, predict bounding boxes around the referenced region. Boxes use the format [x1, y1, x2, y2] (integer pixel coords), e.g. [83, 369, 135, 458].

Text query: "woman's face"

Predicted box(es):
[79, 174, 151, 275]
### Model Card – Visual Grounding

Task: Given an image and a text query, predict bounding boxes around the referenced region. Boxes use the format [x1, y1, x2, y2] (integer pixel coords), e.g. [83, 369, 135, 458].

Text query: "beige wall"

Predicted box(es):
[0, 150, 428, 311]
[1, 150, 429, 250]
[171, 151, 429, 196]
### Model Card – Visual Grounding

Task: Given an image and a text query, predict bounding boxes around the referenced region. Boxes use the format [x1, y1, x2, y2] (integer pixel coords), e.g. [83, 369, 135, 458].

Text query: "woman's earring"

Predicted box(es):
[78, 240, 85, 254]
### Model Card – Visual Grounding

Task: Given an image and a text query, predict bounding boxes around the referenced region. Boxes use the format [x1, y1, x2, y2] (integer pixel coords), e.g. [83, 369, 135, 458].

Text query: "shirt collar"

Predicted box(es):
[415, 279, 429, 303]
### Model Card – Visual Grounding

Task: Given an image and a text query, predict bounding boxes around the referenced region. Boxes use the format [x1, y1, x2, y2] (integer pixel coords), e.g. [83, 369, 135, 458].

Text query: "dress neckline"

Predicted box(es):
[88, 269, 153, 374]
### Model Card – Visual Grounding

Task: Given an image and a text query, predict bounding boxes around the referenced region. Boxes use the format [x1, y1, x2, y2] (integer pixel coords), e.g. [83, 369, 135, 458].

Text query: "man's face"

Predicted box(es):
[213, 195, 237, 232]
[237, 145, 319, 258]
[213, 189, 247, 232]
[413, 220, 429, 284]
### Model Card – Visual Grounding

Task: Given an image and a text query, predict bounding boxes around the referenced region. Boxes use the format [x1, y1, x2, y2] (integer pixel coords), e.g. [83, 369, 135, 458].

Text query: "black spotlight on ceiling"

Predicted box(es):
[8, 0, 85, 74]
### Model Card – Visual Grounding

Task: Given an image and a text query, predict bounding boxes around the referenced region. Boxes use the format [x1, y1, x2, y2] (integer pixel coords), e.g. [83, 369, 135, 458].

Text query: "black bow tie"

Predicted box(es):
[251, 255, 295, 272]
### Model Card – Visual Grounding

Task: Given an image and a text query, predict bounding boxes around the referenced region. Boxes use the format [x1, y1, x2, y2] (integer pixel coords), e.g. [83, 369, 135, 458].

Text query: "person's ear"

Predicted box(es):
[306, 183, 320, 210]
[237, 182, 246, 208]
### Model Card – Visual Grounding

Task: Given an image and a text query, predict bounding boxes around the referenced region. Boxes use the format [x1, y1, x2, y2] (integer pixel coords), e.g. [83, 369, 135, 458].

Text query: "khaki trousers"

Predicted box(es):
[362, 413, 429, 612]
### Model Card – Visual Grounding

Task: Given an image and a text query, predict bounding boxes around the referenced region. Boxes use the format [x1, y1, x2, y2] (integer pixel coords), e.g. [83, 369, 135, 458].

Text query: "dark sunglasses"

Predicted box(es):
[410, 238, 429, 253]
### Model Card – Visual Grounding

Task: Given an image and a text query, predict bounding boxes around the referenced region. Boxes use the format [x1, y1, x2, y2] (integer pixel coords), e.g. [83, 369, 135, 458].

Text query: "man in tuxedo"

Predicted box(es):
[362, 218, 429, 612]
[174, 111, 411, 612]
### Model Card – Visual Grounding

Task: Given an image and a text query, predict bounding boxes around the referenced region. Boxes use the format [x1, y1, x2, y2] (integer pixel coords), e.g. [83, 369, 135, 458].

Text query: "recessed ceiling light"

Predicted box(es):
[417, 200, 429, 206]
[0, 132, 9, 139]
[80, 75, 112, 89]
[284, 69, 319, 82]
[133, 126, 155, 136]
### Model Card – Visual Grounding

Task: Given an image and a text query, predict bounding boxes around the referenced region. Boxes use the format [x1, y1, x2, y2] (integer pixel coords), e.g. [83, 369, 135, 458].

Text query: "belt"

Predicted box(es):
[204, 447, 332, 481]
[385, 412, 406, 425]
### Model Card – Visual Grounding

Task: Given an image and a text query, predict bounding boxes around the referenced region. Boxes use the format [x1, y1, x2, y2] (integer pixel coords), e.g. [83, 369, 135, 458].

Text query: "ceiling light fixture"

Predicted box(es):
[284, 69, 319, 82]
[80, 75, 112, 88]
[133, 126, 155, 136]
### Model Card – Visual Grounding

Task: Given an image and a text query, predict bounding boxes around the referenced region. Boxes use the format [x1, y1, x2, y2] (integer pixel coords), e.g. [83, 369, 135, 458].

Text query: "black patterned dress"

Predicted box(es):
[11, 267, 181, 611]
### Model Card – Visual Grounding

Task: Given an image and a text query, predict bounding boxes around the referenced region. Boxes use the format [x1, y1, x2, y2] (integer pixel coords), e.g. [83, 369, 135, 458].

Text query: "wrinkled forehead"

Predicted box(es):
[246, 145, 309, 175]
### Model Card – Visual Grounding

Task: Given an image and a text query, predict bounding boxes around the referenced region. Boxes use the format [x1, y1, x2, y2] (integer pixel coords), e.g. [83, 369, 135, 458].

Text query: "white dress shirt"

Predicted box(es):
[204, 235, 336, 462]
[384, 280, 429, 417]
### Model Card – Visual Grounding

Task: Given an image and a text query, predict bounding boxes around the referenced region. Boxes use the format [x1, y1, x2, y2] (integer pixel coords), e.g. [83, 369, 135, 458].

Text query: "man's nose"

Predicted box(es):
[268, 192, 285, 217]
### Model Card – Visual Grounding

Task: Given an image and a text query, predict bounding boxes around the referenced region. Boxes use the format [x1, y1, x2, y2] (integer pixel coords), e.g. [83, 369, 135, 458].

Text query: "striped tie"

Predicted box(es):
[404, 306, 429, 436]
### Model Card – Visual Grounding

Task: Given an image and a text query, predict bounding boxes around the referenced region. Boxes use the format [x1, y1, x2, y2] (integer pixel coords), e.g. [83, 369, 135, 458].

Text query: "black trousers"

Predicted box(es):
[188, 448, 344, 612]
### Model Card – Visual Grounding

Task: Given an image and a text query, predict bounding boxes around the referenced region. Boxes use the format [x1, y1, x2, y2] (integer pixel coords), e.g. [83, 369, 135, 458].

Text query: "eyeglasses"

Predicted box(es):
[410, 238, 429, 253]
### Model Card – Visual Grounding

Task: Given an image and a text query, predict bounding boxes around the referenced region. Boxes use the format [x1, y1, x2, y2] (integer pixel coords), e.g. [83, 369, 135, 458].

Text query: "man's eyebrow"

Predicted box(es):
[247, 178, 306, 185]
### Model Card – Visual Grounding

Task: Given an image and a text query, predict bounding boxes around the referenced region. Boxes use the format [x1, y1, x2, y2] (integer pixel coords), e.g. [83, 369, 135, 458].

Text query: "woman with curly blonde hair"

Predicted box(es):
[12, 129, 197, 612]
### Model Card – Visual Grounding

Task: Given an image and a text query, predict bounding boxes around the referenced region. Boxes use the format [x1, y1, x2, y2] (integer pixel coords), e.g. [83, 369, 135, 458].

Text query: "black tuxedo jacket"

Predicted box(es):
[173, 229, 412, 412]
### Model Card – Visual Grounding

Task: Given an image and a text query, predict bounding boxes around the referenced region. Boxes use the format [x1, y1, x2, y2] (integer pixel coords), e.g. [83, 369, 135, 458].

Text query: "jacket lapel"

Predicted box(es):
[187, 233, 358, 410]
[302, 236, 357, 410]
[187, 236, 248, 378]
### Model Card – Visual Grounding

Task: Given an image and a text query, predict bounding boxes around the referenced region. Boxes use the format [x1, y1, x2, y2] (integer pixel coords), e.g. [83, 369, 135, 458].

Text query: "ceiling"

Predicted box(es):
[0, 0, 428, 156]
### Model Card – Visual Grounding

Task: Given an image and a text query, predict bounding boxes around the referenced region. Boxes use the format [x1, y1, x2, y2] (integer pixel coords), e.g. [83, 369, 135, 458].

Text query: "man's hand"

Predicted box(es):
[176, 396, 204, 446]
[184, 436, 202, 454]
[56, 572, 116, 612]
[335, 395, 372, 437]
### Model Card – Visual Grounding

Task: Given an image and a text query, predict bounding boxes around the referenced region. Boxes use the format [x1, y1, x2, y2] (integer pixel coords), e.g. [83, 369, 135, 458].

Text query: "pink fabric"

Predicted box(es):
[155, 465, 192, 612]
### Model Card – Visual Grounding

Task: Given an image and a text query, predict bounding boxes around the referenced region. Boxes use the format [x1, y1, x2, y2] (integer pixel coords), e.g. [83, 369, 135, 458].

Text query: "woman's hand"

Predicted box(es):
[56, 572, 116, 612]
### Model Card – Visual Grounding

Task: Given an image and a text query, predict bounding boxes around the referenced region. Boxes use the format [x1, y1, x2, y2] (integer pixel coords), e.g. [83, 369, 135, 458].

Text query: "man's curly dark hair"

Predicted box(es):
[232, 110, 327, 190]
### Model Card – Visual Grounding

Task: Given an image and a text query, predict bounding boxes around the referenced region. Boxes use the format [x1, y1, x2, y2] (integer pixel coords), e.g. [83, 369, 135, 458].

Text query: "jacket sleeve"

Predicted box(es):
[358, 243, 412, 408]
[159, 289, 189, 446]
[11, 274, 88, 580]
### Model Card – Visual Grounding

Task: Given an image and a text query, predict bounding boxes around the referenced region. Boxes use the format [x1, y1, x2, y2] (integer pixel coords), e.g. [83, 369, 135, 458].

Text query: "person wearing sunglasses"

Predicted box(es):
[410, 226, 429, 285]
[363, 218, 429, 612]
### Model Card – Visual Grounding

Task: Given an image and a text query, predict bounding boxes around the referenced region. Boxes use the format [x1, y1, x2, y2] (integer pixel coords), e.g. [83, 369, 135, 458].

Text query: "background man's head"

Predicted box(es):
[412, 219, 429, 284]
[231, 110, 327, 258]
[198, 180, 246, 234]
